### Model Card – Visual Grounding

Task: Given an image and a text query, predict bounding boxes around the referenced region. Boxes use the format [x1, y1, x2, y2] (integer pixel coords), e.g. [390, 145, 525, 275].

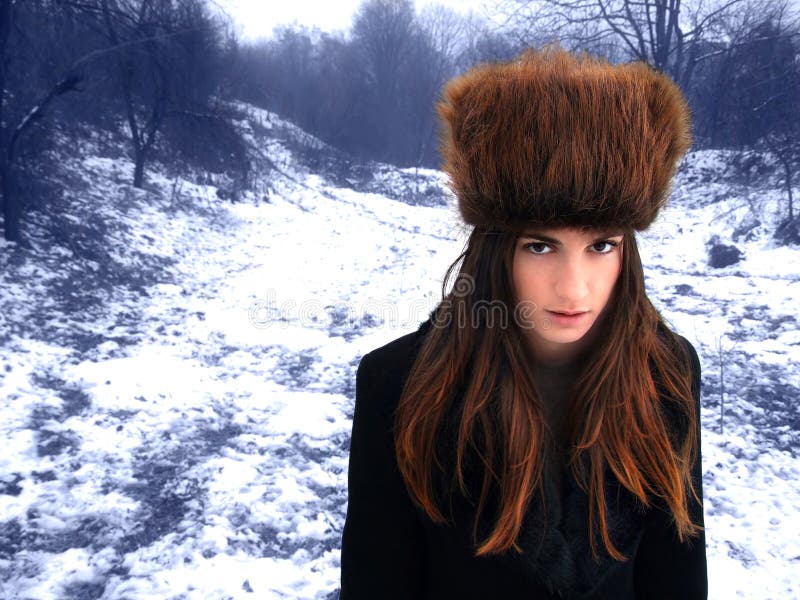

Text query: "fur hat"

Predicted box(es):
[436, 44, 692, 232]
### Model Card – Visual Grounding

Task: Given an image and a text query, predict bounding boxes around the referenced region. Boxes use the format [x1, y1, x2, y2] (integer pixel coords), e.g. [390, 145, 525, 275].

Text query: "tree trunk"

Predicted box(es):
[133, 149, 146, 188]
[781, 155, 794, 220]
[2, 162, 20, 242]
[708, 49, 734, 148]
[1, 0, 14, 241]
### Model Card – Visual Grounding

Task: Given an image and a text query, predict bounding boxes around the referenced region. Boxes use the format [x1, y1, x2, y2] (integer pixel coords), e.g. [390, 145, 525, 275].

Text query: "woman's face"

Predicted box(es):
[511, 226, 624, 364]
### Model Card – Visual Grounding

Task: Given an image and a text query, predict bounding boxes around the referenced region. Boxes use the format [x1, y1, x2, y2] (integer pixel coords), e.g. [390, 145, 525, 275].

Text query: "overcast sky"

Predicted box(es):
[218, 0, 494, 41]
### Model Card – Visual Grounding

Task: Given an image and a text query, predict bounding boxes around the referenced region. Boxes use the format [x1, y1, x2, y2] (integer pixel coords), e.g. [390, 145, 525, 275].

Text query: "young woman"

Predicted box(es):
[339, 45, 707, 599]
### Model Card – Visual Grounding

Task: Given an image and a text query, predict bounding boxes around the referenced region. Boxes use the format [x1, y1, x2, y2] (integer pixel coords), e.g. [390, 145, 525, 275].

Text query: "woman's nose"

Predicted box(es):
[554, 259, 589, 301]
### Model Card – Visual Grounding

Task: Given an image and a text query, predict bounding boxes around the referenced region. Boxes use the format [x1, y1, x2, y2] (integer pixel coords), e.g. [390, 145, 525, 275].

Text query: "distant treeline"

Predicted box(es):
[1, 0, 799, 243]
[229, 1, 524, 169]
[230, 0, 800, 173]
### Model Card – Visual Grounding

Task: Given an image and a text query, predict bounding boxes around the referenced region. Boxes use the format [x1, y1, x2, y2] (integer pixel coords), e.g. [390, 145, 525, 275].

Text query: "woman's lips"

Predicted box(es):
[546, 310, 588, 325]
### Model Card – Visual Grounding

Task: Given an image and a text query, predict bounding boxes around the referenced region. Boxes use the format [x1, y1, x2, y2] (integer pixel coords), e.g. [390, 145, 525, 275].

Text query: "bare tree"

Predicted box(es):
[765, 130, 799, 225]
[455, 12, 527, 71]
[695, 5, 800, 237]
[408, 5, 468, 168]
[80, 0, 223, 188]
[494, 0, 758, 89]
[351, 0, 417, 162]
[352, 0, 416, 100]
[743, 15, 800, 237]
[680, 0, 799, 147]
[312, 32, 372, 148]
[98, 0, 174, 188]
[0, 0, 82, 242]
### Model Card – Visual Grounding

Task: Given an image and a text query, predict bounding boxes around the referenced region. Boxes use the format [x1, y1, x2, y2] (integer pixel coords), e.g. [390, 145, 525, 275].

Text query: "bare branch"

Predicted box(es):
[8, 74, 82, 162]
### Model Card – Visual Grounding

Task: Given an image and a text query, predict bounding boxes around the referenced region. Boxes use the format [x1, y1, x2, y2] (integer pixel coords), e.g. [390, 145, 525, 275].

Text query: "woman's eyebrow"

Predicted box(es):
[519, 230, 624, 244]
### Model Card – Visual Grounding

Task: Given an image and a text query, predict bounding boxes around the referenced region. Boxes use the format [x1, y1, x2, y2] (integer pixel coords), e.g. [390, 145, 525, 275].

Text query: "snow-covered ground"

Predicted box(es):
[0, 105, 797, 599]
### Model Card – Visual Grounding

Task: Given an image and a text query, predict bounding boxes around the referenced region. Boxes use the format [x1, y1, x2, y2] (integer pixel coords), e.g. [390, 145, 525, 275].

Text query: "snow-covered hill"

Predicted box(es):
[0, 104, 797, 599]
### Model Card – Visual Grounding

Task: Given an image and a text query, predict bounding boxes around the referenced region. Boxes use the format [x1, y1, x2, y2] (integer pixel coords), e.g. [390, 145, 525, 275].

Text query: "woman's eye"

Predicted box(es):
[592, 240, 619, 253]
[524, 242, 551, 254]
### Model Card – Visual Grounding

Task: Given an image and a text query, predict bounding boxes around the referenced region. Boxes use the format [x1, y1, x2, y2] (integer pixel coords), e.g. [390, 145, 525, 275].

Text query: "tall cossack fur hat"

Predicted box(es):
[436, 44, 692, 231]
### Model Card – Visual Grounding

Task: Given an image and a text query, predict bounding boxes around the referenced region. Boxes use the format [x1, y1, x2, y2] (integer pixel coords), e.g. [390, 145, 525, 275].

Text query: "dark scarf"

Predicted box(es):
[430, 358, 649, 599]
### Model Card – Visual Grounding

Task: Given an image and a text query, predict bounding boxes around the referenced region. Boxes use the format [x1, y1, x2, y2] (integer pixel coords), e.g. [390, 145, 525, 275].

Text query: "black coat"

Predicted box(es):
[339, 317, 707, 599]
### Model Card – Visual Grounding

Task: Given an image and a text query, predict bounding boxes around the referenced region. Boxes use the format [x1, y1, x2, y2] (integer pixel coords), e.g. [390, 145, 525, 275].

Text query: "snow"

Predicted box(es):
[0, 104, 798, 598]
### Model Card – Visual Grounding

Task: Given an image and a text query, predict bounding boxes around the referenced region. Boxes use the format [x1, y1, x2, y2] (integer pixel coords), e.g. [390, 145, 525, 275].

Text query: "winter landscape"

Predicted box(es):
[0, 100, 798, 599]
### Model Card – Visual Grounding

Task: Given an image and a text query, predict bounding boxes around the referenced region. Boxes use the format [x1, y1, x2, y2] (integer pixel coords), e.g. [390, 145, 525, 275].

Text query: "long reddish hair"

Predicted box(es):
[393, 224, 703, 561]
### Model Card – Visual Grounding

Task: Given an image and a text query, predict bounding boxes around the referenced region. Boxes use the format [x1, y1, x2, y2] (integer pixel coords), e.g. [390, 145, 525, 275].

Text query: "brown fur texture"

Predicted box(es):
[436, 44, 693, 232]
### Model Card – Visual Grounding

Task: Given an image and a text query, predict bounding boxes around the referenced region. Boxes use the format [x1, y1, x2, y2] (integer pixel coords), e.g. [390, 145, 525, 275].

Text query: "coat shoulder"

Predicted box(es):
[362, 322, 427, 369]
[357, 319, 432, 404]
[680, 335, 702, 393]
[656, 322, 701, 390]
